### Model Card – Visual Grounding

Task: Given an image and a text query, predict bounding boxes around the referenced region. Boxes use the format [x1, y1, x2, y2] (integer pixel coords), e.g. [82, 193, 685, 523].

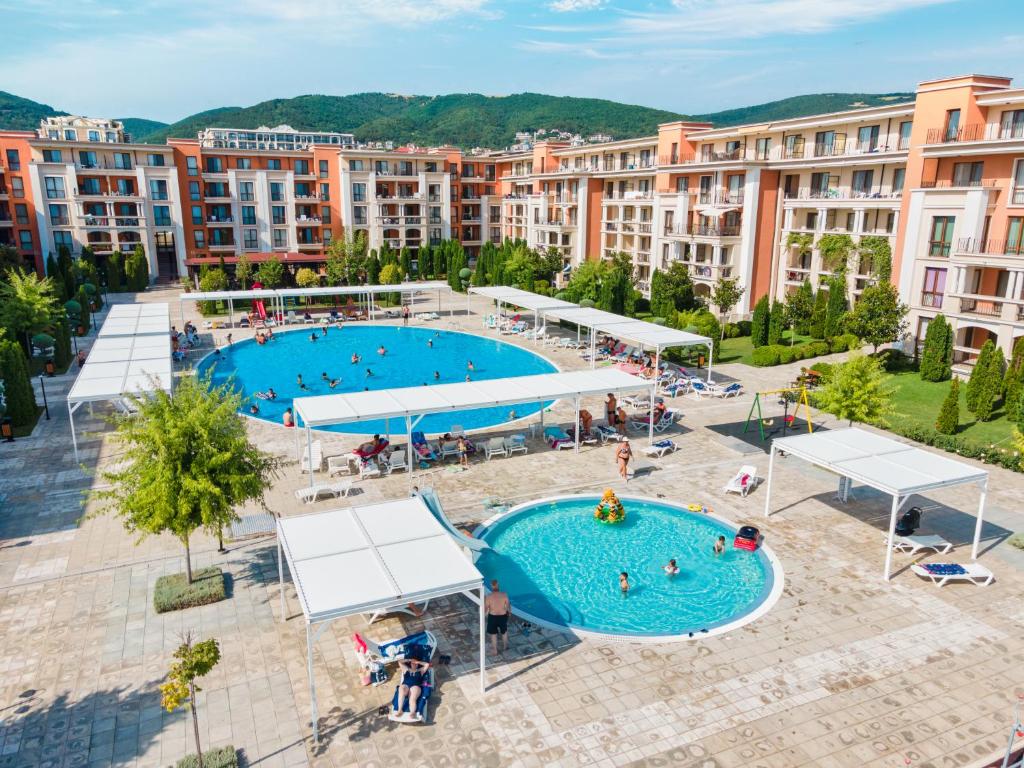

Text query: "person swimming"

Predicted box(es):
[377, 345, 387, 356]
[309, 333, 317, 342]
[619, 572, 630, 595]
[714, 535, 726, 556]
[329, 378, 340, 388]
[467, 360, 474, 371]
[663, 559, 679, 577]
[351, 353, 361, 364]
[297, 374, 308, 390]
[427, 339, 433, 348]
[366, 368, 373, 377]
[267, 388, 277, 400]
[434, 371, 440, 380]
[249, 404, 260, 415]
[321, 325, 328, 336]
[321, 372, 329, 381]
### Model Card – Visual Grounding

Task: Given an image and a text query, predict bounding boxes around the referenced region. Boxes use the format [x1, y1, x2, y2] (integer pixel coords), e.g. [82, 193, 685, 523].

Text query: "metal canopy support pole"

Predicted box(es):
[478, 585, 486, 694]
[180, 300, 185, 329]
[648, 388, 655, 444]
[574, 396, 580, 454]
[972, 479, 987, 559]
[68, 401, 79, 463]
[763, 444, 776, 517]
[654, 346, 661, 383]
[277, 530, 285, 621]
[306, 423, 315, 490]
[307, 623, 319, 743]
[228, 298, 234, 330]
[370, 291, 375, 322]
[590, 332, 596, 370]
[706, 340, 714, 383]
[406, 416, 413, 477]
[883, 493, 902, 581]
[384, 417, 390, 444]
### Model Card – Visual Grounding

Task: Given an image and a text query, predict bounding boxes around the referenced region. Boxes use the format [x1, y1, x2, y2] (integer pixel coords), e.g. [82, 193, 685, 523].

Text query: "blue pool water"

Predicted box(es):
[476, 496, 777, 638]
[198, 326, 558, 435]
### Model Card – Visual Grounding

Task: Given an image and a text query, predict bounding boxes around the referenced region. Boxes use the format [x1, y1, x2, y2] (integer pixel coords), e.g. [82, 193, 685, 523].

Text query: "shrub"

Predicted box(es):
[634, 312, 653, 321]
[809, 288, 828, 339]
[0, 339, 38, 427]
[722, 322, 742, 339]
[919, 314, 953, 382]
[875, 421, 1022, 473]
[751, 345, 782, 367]
[750, 295, 770, 348]
[154, 568, 227, 613]
[809, 362, 834, 383]
[935, 379, 960, 435]
[175, 746, 238, 768]
[778, 347, 796, 364]
[736, 320, 752, 337]
[874, 348, 915, 372]
[809, 341, 831, 357]
[829, 333, 860, 354]
[767, 301, 785, 346]
[965, 340, 1004, 420]
[1008, 532, 1024, 550]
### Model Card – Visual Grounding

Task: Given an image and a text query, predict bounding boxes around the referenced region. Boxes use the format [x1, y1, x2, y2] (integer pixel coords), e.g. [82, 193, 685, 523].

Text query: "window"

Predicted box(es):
[754, 137, 770, 160]
[79, 150, 97, 168]
[320, 183, 329, 201]
[54, 231, 73, 250]
[270, 182, 284, 201]
[375, 160, 390, 174]
[205, 182, 227, 197]
[236, 157, 251, 170]
[19, 230, 33, 250]
[87, 130, 100, 142]
[15, 204, 28, 224]
[921, 267, 947, 307]
[63, 129, 75, 140]
[83, 202, 104, 217]
[851, 170, 874, 196]
[929, 216, 955, 256]
[272, 205, 286, 225]
[189, 181, 200, 200]
[857, 125, 880, 152]
[244, 229, 258, 249]
[49, 204, 68, 225]
[242, 206, 256, 225]
[116, 179, 135, 195]
[805, 211, 817, 229]
[323, 229, 332, 244]
[319, 159, 329, 178]
[193, 230, 205, 248]
[43, 149, 62, 163]
[272, 229, 287, 248]
[80, 178, 100, 195]
[5, 149, 20, 170]
[45, 177, 66, 199]
[944, 109, 961, 142]
[321, 206, 331, 224]
[191, 206, 203, 225]
[113, 153, 132, 170]
[349, 159, 364, 171]
[352, 182, 366, 202]
[814, 130, 837, 156]
[11, 177, 24, 198]
[892, 168, 906, 194]
[1000, 109, 1024, 140]
[899, 121, 913, 150]
[267, 158, 281, 171]
[153, 205, 171, 226]
[354, 206, 367, 225]
[810, 172, 830, 196]
[146, 153, 164, 166]
[186, 156, 199, 176]
[294, 159, 309, 175]
[783, 134, 804, 159]
[206, 157, 223, 173]
[952, 161, 983, 187]
[239, 181, 254, 201]
[149, 179, 168, 200]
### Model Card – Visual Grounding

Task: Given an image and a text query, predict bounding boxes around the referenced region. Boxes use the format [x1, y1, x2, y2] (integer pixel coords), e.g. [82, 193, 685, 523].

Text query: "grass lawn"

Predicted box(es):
[718, 331, 817, 365]
[886, 370, 1016, 449]
[154, 567, 227, 613]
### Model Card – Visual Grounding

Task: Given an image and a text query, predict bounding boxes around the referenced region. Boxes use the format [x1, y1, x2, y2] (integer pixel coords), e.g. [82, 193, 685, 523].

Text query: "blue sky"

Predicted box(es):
[1, 0, 1021, 123]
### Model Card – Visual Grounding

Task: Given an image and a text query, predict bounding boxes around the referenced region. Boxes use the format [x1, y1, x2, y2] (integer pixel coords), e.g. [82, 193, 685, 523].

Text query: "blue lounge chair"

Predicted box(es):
[411, 431, 437, 462]
[543, 426, 572, 449]
[596, 425, 624, 444]
[389, 667, 434, 723]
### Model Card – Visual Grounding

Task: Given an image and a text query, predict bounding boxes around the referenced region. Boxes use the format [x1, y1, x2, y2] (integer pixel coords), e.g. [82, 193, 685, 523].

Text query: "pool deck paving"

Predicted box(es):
[0, 286, 1022, 768]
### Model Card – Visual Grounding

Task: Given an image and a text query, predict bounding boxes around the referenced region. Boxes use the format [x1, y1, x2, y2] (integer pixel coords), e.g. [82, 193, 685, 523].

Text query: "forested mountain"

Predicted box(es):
[0, 91, 65, 131]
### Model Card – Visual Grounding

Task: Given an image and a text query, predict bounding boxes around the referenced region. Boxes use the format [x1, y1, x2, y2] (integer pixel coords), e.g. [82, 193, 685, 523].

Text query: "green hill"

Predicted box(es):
[0, 90, 65, 131]
[0, 90, 918, 148]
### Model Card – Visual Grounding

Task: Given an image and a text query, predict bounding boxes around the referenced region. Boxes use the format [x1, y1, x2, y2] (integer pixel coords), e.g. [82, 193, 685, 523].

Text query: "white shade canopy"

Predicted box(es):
[541, 306, 712, 352]
[469, 286, 578, 312]
[97, 303, 170, 338]
[180, 282, 452, 304]
[293, 368, 648, 428]
[277, 496, 483, 623]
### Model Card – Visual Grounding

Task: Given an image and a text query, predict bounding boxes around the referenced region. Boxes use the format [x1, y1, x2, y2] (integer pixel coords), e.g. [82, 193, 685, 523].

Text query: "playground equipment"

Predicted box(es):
[743, 386, 813, 441]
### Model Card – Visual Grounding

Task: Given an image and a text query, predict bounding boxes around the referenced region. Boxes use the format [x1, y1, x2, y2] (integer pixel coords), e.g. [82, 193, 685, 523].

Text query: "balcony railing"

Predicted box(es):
[75, 161, 134, 171]
[955, 237, 1024, 256]
[604, 191, 654, 201]
[920, 291, 944, 308]
[692, 224, 741, 237]
[920, 178, 1000, 190]
[206, 216, 233, 223]
[960, 297, 1002, 317]
[784, 189, 902, 201]
[925, 123, 1024, 144]
[697, 192, 744, 205]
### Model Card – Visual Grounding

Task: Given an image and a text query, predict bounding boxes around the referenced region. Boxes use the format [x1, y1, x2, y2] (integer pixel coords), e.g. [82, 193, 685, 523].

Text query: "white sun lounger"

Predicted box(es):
[484, 437, 508, 460]
[910, 562, 993, 587]
[504, 434, 528, 455]
[300, 440, 323, 473]
[642, 439, 677, 458]
[723, 465, 759, 496]
[294, 481, 353, 504]
[892, 534, 953, 555]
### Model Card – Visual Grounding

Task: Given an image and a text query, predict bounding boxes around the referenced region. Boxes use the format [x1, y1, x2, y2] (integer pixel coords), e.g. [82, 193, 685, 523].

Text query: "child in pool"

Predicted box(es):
[714, 535, 726, 556]
[619, 572, 630, 595]
[663, 559, 679, 577]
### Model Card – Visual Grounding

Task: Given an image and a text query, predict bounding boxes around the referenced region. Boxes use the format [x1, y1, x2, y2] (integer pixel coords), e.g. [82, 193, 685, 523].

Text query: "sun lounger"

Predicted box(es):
[660, 379, 690, 397]
[416, 312, 440, 321]
[294, 480, 353, 504]
[567, 427, 598, 445]
[642, 439, 677, 458]
[612, 345, 636, 363]
[910, 562, 993, 587]
[388, 666, 434, 724]
[285, 310, 299, 324]
[327, 454, 357, 476]
[359, 459, 382, 479]
[384, 451, 408, 474]
[716, 382, 743, 398]
[892, 534, 953, 555]
[504, 434, 528, 455]
[543, 426, 573, 449]
[354, 630, 437, 666]
[438, 441, 461, 462]
[629, 409, 678, 433]
[595, 425, 625, 444]
[300, 441, 323, 473]
[558, 338, 584, 349]
[723, 465, 759, 496]
[484, 437, 508, 460]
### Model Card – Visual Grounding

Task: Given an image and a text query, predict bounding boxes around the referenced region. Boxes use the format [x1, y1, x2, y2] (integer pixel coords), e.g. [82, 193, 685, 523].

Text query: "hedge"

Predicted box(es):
[873, 421, 1022, 473]
[751, 341, 834, 367]
[154, 567, 227, 613]
[176, 746, 238, 768]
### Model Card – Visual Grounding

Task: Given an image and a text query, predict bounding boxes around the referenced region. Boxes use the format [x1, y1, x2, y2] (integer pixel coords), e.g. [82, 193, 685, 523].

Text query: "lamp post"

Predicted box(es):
[38, 374, 50, 421]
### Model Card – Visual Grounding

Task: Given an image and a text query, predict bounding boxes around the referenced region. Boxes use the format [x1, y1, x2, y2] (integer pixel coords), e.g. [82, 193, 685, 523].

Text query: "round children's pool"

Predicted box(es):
[475, 495, 783, 640]
[197, 325, 558, 435]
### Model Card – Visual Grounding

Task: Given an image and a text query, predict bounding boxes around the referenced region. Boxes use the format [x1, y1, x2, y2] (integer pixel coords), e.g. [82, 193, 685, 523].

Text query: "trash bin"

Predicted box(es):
[1, 416, 13, 442]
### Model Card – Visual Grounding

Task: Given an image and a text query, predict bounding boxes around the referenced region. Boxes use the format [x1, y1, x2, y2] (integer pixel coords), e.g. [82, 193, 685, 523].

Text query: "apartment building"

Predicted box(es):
[197, 125, 356, 151]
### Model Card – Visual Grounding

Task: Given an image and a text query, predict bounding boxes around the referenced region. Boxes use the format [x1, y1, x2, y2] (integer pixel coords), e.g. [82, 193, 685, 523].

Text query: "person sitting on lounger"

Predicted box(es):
[303, 311, 312, 322]
[653, 401, 668, 421]
[394, 659, 429, 721]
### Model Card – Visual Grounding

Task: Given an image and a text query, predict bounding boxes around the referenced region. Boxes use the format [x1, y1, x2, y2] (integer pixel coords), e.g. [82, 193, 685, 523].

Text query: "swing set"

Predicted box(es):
[743, 386, 814, 441]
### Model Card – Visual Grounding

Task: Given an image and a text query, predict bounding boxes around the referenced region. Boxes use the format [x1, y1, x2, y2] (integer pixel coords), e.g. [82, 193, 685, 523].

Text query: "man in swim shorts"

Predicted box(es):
[484, 579, 511, 654]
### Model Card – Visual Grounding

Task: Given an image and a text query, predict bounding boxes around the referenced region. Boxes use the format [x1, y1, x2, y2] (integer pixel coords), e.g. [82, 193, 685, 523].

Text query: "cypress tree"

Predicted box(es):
[53, 317, 72, 370]
[767, 301, 785, 346]
[366, 252, 381, 285]
[77, 285, 91, 334]
[750, 295, 770, 348]
[919, 314, 952, 382]
[965, 340, 1003, 420]
[418, 244, 432, 279]
[935, 379, 960, 435]
[0, 338, 38, 427]
[400, 246, 413, 280]
[433, 243, 446, 279]
[809, 287, 828, 339]
[1002, 335, 1024, 415]
[823, 277, 847, 339]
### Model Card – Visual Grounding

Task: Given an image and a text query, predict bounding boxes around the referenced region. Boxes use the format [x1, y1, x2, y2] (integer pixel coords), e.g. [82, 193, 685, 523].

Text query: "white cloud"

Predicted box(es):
[237, 0, 496, 24]
[548, 0, 606, 11]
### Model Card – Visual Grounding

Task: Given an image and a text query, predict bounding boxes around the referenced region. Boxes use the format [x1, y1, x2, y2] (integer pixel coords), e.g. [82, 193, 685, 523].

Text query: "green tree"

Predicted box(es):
[858, 235, 892, 282]
[767, 301, 785, 346]
[53, 316, 72, 370]
[256, 256, 284, 288]
[57, 246, 76, 299]
[750, 295, 769, 348]
[161, 634, 222, 768]
[1002, 335, 1024, 417]
[128, 245, 149, 291]
[77, 286, 92, 334]
[107, 251, 125, 291]
[0, 245, 24, 278]
[400, 246, 413, 280]
[295, 267, 320, 288]
[197, 268, 228, 315]
[380, 263, 402, 285]
[562, 259, 607, 304]
[0, 269, 60, 356]
[418, 244, 432, 279]
[808, 285, 828, 339]
[935, 379, 960, 435]
[595, 253, 631, 315]
[366, 251, 381, 285]
[432, 245, 446, 279]
[710, 276, 744, 331]
[816, 352, 893, 426]
[843, 282, 908, 352]
[0, 337, 38, 427]
[823, 277, 847, 339]
[650, 263, 697, 318]
[785, 281, 815, 336]
[93, 374, 277, 584]
[919, 314, 953, 382]
[234, 253, 253, 289]
[965, 340, 1003, 421]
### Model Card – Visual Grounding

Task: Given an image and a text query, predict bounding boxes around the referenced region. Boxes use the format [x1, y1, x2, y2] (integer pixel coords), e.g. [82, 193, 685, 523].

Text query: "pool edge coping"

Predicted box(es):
[471, 493, 786, 644]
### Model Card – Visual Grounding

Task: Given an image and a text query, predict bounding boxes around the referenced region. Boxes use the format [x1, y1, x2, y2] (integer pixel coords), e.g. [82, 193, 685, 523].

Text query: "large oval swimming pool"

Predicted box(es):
[475, 495, 783, 640]
[198, 325, 558, 435]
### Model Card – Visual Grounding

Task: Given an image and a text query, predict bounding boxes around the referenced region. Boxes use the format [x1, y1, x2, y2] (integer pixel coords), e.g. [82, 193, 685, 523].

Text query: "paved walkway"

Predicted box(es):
[0, 286, 1021, 768]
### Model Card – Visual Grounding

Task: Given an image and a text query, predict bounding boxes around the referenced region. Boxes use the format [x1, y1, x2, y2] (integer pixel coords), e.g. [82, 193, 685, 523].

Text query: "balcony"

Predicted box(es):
[206, 216, 233, 224]
[959, 297, 1003, 318]
[784, 189, 902, 202]
[603, 191, 654, 201]
[955, 237, 1024, 258]
[920, 291, 944, 308]
[919, 178, 1000, 190]
[698, 192, 744, 205]
[785, 267, 811, 283]
[925, 123, 1024, 144]
[295, 216, 322, 225]
[208, 241, 236, 250]
[75, 161, 134, 172]
[692, 224, 741, 237]
[297, 239, 323, 249]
